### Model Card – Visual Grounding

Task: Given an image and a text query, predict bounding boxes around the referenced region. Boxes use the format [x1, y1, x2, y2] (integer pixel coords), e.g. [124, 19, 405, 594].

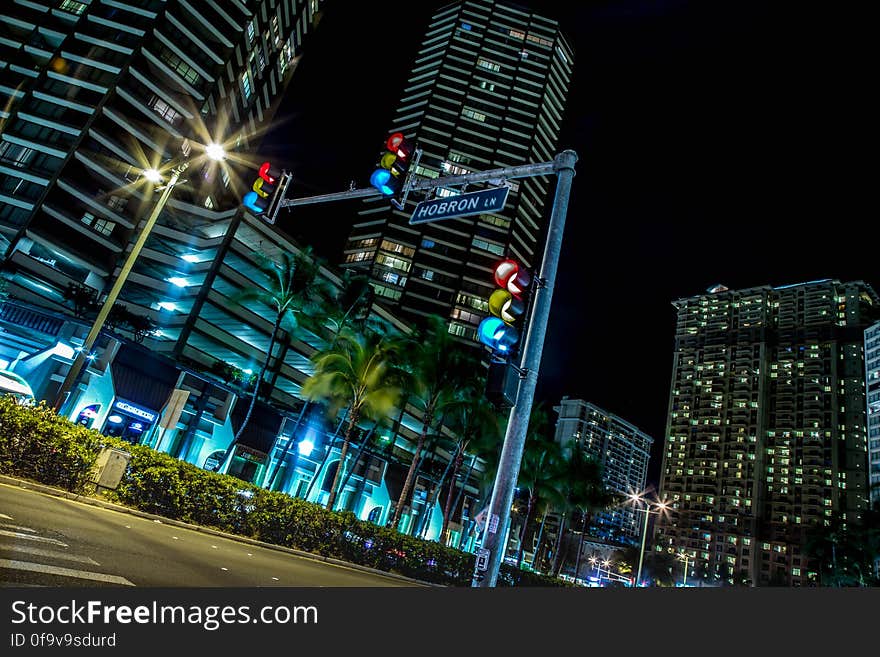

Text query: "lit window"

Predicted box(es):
[477, 58, 500, 73]
[204, 196, 214, 209]
[158, 47, 200, 85]
[148, 95, 182, 125]
[241, 71, 252, 99]
[106, 195, 127, 211]
[58, 0, 88, 15]
[471, 237, 504, 256]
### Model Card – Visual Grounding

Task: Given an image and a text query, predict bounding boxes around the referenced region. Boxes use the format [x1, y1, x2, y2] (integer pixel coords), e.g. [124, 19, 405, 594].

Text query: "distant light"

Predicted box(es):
[167, 277, 188, 288]
[107, 415, 123, 424]
[143, 168, 163, 183]
[181, 254, 200, 263]
[205, 143, 226, 161]
[157, 301, 177, 312]
[297, 438, 314, 457]
[243, 368, 253, 375]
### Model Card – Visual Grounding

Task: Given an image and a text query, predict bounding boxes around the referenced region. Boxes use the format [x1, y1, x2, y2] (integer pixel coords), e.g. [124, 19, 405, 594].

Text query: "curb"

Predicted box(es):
[0, 474, 440, 587]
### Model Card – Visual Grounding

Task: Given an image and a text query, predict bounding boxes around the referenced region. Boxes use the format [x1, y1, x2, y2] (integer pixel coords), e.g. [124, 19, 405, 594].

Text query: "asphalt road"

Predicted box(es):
[0, 483, 423, 587]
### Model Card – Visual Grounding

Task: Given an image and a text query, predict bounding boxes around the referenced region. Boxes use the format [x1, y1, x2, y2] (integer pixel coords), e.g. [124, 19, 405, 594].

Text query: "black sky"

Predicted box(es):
[260, 1, 877, 488]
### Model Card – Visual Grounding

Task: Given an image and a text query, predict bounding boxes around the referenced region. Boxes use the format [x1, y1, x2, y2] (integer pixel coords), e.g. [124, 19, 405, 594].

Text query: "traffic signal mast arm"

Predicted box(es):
[277, 159, 557, 210]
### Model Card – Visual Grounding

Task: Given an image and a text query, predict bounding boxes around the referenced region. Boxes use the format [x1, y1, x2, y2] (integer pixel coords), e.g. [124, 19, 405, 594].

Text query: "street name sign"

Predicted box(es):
[409, 186, 509, 225]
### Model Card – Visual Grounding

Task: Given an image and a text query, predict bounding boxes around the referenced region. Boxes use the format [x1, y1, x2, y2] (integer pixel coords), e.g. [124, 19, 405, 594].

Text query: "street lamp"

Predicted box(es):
[52, 143, 226, 415]
[678, 550, 692, 587]
[628, 492, 669, 588]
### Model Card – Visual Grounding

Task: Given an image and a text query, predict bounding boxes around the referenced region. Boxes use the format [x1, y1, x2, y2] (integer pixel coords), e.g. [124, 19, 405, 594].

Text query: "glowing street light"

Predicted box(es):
[52, 143, 227, 415]
[628, 492, 670, 588]
[678, 550, 692, 587]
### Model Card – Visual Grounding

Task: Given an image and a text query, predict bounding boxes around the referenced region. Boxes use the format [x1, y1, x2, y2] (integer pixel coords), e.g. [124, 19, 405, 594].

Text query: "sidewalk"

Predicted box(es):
[0, 474, 437, 587]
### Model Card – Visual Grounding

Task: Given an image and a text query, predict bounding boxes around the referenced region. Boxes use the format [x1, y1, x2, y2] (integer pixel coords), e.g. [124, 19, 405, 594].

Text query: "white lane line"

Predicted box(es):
[0, 545, 99, 566]
[0, 529, 68, 547]
[0, 523, 37, 533]
[0, 560, 135, 586]
[0, 514, 14, 520]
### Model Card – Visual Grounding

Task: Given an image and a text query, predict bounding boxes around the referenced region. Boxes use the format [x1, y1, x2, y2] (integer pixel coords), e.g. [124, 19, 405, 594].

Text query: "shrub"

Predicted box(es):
[0, 400, 565, 586]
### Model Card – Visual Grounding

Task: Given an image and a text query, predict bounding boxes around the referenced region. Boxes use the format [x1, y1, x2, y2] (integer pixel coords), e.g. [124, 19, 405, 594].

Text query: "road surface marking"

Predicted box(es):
[0, 559, 134, 586]
[0, 514, 14, 520]
[0, 545, 99, 566]
[0, 529, 68, 547]
[0, 523, 36, 533]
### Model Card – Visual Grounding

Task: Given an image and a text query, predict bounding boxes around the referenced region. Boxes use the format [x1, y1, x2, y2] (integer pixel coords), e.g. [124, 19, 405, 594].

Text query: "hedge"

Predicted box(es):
[0, 397, 565, 587]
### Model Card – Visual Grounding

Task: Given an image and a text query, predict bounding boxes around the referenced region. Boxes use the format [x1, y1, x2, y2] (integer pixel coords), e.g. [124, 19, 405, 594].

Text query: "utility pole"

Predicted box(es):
[53, 163, 190, 416]
[472, 150, 578, 587]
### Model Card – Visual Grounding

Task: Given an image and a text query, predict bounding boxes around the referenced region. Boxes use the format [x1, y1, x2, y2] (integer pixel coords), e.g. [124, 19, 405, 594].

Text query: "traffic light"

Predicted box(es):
[242, 162, 288, 223]
[370, 132, 415, 209]
[477, 258, 531, 355]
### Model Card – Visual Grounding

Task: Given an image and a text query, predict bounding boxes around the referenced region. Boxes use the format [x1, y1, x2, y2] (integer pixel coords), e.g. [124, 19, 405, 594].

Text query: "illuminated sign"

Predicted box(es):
[112, 398, 157, 424]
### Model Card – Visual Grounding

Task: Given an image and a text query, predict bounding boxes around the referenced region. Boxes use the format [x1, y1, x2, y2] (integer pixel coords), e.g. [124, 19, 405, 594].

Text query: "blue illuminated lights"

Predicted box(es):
[370, 169, 394, 196]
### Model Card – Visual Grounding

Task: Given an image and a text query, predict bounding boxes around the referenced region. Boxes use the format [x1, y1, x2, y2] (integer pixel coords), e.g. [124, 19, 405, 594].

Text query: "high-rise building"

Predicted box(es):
[656, 280, 879, 587]
[1, 0, 324, 316]
[0, 0, 493, 546]
[553, 397, 653, 544]
[865, 320, 880, 506]
[340, 0, 573, 343]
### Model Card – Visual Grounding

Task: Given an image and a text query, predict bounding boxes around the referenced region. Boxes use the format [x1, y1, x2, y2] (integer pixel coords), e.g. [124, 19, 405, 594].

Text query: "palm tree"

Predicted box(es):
[550, 443, 611, 578]
[513, 405, 565, 568]
[263, 270, 377, 490]
[439, 383, 501, 544]
[388, 315, 477, 531]
[302, 328, 402, 510]
[219, 248, 328, 471]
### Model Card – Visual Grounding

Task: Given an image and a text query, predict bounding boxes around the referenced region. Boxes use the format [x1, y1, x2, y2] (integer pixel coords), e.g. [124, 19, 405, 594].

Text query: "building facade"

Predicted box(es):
[655, 280, 879, 586]
[340, 0, 573, 344]
[865, 320, 880, 506]
[1, 0, 322, 313]
[0, 0, 485, 544]
[553, 397, 654, 544]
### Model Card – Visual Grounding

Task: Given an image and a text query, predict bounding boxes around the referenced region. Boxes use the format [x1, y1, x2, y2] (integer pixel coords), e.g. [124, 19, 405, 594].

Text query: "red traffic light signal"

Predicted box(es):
[478, 259, 531, 354]
[370, 132, 415, 205]
[242, 162, 288, 223]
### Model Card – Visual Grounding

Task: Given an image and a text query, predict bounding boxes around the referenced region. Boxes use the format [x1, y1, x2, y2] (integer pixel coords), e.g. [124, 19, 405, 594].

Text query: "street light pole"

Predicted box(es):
[628, 492, 668, 588]
[471, 150, 577, 588]
[679, 551, 691, 587]
[53, 162, 189, 416]
[636, 503, 650, 587]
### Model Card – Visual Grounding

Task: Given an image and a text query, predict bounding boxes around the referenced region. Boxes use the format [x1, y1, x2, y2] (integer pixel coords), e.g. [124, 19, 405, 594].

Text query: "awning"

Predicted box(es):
[230, 398, 283, 455]
[110, 343, 178, 414]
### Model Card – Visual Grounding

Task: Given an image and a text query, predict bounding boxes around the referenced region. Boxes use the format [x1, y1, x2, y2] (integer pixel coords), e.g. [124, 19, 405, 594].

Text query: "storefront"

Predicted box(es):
[227, 399, 283, 485]
[105, 343, 177, 445]
[102, 397, 159, 444]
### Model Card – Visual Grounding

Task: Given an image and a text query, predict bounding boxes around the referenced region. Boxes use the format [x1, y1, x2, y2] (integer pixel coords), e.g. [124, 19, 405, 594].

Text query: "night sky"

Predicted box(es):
[260, 1, 876, 489]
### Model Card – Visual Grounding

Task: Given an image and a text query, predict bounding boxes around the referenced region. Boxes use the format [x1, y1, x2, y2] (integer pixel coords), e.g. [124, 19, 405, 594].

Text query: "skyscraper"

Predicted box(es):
[340, 0, 573, 343]
[553, 397, 653, 544]
[865, 320, 880, 506]
[1, 0, 324, 316]
[655, 279, 879, 586]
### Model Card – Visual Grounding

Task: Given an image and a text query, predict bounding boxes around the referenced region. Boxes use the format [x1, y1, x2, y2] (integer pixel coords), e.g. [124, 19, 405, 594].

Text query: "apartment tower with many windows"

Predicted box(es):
[553, 397, 654, 544]
[340, 0, 573, 343]
[865, 320, 880, 506]
[655, 280, 878, 586]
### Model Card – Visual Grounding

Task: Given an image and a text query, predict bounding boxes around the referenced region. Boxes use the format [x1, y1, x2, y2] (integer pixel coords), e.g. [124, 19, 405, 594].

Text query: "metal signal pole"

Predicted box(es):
[472, 150, 578, 587]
